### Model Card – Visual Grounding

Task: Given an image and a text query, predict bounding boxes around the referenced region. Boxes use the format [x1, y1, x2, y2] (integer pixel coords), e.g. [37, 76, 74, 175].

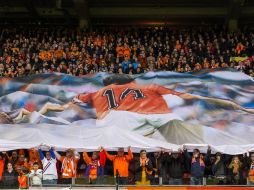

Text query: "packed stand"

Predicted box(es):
[0, 26, 254, 78]
[0, 146, 254, 188]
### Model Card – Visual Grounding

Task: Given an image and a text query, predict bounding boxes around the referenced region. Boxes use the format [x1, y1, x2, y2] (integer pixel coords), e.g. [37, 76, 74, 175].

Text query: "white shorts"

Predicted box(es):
[96, 110, 182, 135]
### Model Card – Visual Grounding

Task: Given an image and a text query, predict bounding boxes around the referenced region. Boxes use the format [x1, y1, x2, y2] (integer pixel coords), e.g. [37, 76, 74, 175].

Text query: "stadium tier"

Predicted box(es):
[0, 0, 254, 189]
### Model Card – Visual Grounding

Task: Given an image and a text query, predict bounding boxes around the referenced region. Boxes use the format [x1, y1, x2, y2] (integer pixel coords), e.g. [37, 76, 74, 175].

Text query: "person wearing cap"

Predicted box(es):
[161, 149, 184, 185]
[38, 146, 58, 184]
[183, 145, 211, 185]
[83, 149, 106, 184]
[102, 146, 133, 185]
[54, 148, 80, 184]
[135, 149, 153, 185]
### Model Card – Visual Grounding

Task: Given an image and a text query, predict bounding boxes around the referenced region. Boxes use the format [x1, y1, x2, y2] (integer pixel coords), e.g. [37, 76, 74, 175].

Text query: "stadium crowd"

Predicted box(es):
[0, 26, 254, 78]
[0, 146, 254, 188]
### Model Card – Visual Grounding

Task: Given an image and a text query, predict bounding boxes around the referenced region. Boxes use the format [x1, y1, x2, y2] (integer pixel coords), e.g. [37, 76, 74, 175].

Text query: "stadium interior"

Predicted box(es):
[0, 0, 254, 190]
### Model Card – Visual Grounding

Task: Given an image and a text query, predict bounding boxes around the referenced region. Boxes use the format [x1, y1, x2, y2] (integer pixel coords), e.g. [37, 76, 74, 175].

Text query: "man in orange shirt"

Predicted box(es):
[102, 146, 133, 185]
[0, 153, 4, 182]
[54, 148, 80, 184]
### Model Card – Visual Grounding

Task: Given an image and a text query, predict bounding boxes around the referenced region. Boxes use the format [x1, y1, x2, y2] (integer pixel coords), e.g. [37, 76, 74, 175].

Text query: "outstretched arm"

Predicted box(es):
[179, 93, 254, 114]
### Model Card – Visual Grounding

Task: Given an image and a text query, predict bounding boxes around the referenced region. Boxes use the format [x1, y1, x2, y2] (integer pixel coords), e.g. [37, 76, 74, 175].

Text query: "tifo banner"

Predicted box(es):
[0, 68, 253, 154]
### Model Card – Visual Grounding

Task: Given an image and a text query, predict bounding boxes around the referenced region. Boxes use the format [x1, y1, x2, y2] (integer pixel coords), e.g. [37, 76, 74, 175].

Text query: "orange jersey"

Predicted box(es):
[0, 159, 4, 178]
[104, 149, 133, 177]
[75, 82, 182, 119]
[116, 46, 124, 58]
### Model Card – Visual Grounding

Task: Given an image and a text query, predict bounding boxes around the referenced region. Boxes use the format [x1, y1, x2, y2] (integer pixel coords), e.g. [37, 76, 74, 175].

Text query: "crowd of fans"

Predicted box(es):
[0, 26, 254, 78]
[0, 146, 254, 188]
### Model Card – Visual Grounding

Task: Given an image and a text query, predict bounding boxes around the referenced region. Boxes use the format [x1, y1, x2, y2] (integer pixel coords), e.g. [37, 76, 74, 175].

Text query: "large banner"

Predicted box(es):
[0, 68, 253, 154]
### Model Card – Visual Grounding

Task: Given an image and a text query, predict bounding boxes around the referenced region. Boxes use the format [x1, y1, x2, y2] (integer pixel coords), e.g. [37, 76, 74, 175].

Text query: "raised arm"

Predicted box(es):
[49, 148, 56, 159]
[53, 150, 62, 161]
[205, 146, 211, 163]
[82, 152, 91, 165]
[103, 148, 115, 162]
[126, 147, 133, 161]
[38, 149, 44, 160]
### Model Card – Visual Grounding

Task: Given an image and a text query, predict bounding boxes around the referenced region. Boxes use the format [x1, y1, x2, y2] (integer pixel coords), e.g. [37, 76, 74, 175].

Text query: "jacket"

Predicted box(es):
[184, 149, 210, 178]
[104, 149, 133, 177]
[135, 158, 153, 182]
[2, 170, 18, 188]
[161, 153, 184, 179]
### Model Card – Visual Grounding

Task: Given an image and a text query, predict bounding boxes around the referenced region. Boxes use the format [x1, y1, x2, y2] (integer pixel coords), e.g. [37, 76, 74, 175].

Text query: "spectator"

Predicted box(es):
[17, 166, 28, 189]
[83, 149, 106, 184]
[184, 146, 211, 185]
[0, 27, 253, 77]
[103, 147, 133, 185]
[28, 149, 42, 170]
[244, 152, 254, 185]
[162, 150, 184, 185]
[29, 162, 43, 186]
[149, 151, 162, 185]
[54, 148, 80, 184]
[135, 150, 153, 185]
[2, 162, 18, 188]
[212, 152, 227, 185]
[38, 146, 58, 184]
[0, 153, 4, 183]
[228, 156, 244, 185]
[3, 151, 18, 167]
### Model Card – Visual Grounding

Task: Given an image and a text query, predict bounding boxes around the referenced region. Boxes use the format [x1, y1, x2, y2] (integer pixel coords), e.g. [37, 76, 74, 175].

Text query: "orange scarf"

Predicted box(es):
[191, 155, 205, 167]
[18, 175, 27, 189]
[249, 163, 254, 182]
[62, 157, 76, 178]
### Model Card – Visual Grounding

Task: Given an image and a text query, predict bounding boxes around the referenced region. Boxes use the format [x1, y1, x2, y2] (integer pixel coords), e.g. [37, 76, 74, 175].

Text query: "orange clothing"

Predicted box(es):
[175, 43, 182, 51]
[75, 82, 182, 119]
[116, 46, 124, 58]
[104, 149, 133, 177]
[59, 156, 79, 178]
[18, 175, 28, 189]
[0, 159, 4, 178]
[54, 50, 64, 59]
[249, 163, 254, 182]
[11, 48, 19, 53]
[29, 149, 42, 169]
[123, 47, 131, 59]
[94, 38, 103, 47]
[236, 43, 244, 54]
[19, 149, 25, 155]
[83, 151, 106, 180]
[138, 55, 147, 68]
[39, 51, 47, 61]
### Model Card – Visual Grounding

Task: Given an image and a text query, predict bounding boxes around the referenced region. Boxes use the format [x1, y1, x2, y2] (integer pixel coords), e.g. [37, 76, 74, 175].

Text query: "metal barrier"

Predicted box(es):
[1, 175, 254, 189]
